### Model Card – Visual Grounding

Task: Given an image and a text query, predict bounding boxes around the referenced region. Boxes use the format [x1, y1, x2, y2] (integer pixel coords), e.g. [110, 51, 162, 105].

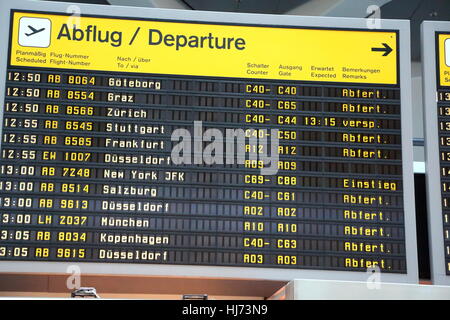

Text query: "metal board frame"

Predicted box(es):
[422, 21, 450, 286]
[0, 0, 418, 283]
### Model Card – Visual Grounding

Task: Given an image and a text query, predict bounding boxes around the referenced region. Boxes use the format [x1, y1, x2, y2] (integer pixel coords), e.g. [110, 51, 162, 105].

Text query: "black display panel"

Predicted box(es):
[434, 32, 450, 277]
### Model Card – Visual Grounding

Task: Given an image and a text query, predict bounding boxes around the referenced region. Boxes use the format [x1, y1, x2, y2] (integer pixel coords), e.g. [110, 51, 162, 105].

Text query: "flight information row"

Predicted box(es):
[0, 222, 404, 240]
[0, 208, 404, 224]
[0, 148, 403, 162]
[0, 174, 402, 190]
[0, 190, 404, 208]
[1, 127, 402, 145]
[4, 100, 401, 115]
[0, 162, 403, 176]
[0, 227, 404, 251]
[0, 244, 406, 272]
[4, 88, 400, 109]
[2, 114, 401, 131]
[6, 71, 401, 99]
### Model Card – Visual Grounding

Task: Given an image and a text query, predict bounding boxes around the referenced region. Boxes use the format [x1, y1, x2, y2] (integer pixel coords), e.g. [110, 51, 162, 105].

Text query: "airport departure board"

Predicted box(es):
[423, 22, 450, 286]
[0, 1, 418, 282]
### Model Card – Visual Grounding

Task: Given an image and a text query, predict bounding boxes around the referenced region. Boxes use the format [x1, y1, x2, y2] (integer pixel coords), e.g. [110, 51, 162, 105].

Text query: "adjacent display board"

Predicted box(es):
[423, 21, 450, 286]
[0, 0, 418, 282]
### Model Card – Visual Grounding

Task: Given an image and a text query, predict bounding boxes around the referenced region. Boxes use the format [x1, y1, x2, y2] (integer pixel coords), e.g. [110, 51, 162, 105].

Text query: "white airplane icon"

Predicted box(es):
[25, 25, 46, 36]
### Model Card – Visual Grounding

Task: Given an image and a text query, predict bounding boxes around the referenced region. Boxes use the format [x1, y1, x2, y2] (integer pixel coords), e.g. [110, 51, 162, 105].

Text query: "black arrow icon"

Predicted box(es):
[371, 43, 393, 56]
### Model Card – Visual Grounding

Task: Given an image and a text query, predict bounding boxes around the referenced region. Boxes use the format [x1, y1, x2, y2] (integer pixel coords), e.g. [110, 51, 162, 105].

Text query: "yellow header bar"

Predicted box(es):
[10, 11, 398, 84]
[438, 33, 450, 87]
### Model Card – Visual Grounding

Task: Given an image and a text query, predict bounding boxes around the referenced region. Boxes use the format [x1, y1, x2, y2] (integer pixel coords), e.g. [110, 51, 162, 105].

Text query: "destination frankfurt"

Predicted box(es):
[104, 138, 164, 149]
